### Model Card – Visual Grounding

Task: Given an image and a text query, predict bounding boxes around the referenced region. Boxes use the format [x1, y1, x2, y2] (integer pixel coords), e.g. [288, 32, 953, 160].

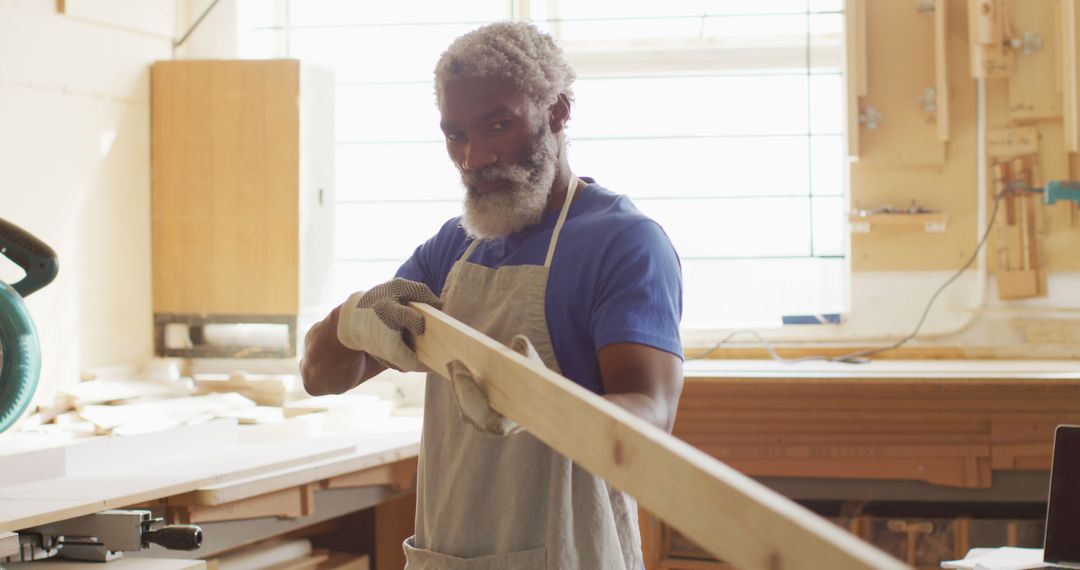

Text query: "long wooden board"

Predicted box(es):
[409, 304, 907, 570]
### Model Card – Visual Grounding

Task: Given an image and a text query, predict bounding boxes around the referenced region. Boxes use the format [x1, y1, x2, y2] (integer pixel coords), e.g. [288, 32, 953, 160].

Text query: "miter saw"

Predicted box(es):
[0, 217, 58, 433]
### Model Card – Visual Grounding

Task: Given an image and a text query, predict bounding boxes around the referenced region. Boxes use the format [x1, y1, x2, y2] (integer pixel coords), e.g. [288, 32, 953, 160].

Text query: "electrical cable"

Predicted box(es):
[689, 189, 1010, 364]
[173, 0, 224, 49]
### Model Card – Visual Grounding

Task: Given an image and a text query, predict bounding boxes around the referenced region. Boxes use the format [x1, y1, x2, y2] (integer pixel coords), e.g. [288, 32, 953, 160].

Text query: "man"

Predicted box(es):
[301, 21, 683, 569]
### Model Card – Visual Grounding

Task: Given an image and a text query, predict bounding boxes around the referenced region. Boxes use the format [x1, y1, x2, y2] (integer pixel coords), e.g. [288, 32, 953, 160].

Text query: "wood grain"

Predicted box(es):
[409, 304, 906, 570]
[151, 60, 300, 315]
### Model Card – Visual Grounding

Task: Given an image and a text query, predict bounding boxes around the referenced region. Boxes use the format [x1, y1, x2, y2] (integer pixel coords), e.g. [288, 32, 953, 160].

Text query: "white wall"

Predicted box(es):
[0, 0, 174, 403]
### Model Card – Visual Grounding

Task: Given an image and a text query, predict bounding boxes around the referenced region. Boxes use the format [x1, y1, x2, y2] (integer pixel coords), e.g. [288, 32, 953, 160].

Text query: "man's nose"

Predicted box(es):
[460, 140, 498, 171]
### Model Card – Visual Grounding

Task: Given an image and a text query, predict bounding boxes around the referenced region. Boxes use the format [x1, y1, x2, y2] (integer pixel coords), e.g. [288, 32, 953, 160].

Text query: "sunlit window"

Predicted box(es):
[239, 0, 848, 329]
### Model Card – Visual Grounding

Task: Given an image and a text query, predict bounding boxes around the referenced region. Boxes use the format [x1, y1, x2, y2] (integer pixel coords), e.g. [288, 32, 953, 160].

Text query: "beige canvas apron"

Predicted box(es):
[403, 177, 642, 569]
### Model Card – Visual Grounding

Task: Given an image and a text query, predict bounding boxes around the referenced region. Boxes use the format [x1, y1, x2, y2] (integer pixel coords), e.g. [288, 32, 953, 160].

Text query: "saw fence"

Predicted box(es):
[409, 303, 908, 570]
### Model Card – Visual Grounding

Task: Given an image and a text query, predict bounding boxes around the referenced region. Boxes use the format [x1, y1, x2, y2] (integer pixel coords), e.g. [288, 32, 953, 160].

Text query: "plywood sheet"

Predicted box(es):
[851, 0, 976, 271]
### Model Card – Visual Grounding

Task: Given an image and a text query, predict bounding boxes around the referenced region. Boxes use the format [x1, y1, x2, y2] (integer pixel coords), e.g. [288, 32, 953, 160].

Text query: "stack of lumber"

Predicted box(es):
[676, 361, 1080, 488]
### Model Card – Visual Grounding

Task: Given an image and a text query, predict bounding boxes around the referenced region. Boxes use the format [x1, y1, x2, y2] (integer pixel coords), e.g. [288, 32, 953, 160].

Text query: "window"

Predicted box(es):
[239, 0, 848, 329]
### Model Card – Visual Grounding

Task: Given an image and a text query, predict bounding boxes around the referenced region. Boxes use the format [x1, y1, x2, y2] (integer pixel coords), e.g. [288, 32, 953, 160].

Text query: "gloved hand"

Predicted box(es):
[337, 278, 442, 372]
[447, 334, 542, 436]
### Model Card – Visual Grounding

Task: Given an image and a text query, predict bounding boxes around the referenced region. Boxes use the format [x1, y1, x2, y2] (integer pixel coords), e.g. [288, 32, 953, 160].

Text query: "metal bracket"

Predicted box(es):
[1008, 32, 1043, 55]
[859, 107, 883, 130]
[919, 87, 937, 114]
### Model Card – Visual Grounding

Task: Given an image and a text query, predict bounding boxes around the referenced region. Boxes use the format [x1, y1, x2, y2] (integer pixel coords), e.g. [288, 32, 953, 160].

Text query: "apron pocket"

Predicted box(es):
[404, 536, 546, 570]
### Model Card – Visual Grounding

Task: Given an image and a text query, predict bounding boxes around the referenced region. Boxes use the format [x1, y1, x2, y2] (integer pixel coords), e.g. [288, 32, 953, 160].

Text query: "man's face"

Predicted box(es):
[438, 77, 558, 240]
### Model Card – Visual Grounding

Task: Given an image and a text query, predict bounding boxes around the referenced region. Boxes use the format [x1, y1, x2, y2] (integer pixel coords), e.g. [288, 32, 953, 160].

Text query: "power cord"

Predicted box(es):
[690, 189, 1010, 364]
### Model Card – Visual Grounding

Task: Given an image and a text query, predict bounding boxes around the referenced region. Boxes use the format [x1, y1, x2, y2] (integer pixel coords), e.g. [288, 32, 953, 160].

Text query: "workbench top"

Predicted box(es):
[0, 416, 422, 533]
[684, 358, 1080, 381]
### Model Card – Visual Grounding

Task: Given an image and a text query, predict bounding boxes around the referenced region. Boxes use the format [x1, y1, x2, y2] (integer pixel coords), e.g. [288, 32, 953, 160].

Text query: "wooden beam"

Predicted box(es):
[844, 0, 866, 159]
[1063, 0, 1079, 152]
[934, 0, 950, 142]
[408, 304, 907, 570]
[0, 531, 18, 559]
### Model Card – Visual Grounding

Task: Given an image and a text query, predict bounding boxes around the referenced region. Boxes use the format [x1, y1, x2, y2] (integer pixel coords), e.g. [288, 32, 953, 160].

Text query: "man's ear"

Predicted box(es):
[548, 93, 571, 134]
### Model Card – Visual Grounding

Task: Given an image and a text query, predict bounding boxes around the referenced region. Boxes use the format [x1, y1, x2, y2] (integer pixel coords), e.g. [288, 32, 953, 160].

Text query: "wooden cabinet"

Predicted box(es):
[150, 59, 334, 357]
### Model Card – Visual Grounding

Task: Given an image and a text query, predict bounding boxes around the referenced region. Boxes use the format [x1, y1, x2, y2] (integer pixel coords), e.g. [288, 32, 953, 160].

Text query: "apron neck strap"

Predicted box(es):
[544, 174, 579, 268]
[457, 174, 581, 267]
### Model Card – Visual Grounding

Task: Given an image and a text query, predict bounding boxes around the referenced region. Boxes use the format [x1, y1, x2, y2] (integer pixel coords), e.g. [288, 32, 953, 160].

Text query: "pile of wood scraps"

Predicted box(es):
[17, 364, 404, 438]
[991, 153, 1047, 300]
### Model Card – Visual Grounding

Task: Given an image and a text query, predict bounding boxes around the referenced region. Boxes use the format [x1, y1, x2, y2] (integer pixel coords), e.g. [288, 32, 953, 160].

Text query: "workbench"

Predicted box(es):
[0, 416, 422, 568]
[642, 359, 1080, 569]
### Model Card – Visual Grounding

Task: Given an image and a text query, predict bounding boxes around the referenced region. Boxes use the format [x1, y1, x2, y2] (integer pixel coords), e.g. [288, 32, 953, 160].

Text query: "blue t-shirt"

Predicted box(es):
[396, 179, 683, 395]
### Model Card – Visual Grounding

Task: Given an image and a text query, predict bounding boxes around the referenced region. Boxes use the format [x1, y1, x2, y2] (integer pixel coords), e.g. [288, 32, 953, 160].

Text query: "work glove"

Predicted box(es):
[447, 334, 542, 436]
[337, 278, 443, 372]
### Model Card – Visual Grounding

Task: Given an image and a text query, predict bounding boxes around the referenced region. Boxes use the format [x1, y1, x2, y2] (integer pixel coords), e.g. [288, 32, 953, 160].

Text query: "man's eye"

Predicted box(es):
[490, 120, 510, 131]
[445, 131, 464, 141]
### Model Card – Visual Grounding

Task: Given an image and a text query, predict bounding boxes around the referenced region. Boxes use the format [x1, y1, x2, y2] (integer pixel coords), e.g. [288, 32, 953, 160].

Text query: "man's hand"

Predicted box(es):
[447, 334, 543, 436]
[338, 278, 443, 372]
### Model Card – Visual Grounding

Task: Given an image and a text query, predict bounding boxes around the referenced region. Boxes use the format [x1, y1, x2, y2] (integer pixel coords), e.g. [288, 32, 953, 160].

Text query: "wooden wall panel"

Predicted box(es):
[851, 0, 976, 271]
[852, 0, 1080, 273]
[1008, 0, 1061, 120]
[856, 0, 944, 165]
[151, 60, 300, 315]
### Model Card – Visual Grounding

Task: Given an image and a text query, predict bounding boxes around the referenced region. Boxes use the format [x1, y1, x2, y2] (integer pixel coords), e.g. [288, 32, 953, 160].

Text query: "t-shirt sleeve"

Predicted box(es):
[394, 218, 462, 297]
[590, 220, 683, 359]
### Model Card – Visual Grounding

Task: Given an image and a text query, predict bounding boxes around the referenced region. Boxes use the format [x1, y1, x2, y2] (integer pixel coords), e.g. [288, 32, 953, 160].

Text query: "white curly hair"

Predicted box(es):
[434, 21, 576, 108]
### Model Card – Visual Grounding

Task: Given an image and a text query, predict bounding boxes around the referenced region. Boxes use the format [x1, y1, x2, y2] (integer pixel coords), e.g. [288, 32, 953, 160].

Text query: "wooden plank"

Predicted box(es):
[212, 538, 312, 570]
[409, 304, 906, 570]
[5, 559, 205, 570]
[1008, 0, 1061, 119]
[0, 531, 18, 558]
[319, 553, 370, 570]
[986, 127, 1040, 157]
[177, 440, 420, 506]
[722, 456, 992, 488]
[858, 0, 944, 165]
[194, 374, 288, 406]
[323, 457, 417, 492]
[264, 552, 330, 570]
[934, 0, 950, 142]
[694, 444, 990, 461]
[1064, 0, 1079, 152]
[968, 0, 1012, 78]
[845, 0, 866, 158]
[172, 485, 314, 524]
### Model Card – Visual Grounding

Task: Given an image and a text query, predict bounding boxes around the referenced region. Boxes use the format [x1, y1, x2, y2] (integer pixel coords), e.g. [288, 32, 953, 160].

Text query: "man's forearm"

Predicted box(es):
[300, 308, 387, 395]
[603, 392, 675, 433]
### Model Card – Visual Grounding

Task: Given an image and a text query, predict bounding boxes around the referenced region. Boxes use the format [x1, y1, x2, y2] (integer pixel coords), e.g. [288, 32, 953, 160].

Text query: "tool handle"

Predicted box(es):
[143, 525, 203, 551]
[1045, 180, 1080, 206]
[0, 217, 58, 298]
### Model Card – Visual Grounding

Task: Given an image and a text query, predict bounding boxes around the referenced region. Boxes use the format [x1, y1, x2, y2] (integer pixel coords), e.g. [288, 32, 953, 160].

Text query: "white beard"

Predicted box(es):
[458, 123, 559, 241]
